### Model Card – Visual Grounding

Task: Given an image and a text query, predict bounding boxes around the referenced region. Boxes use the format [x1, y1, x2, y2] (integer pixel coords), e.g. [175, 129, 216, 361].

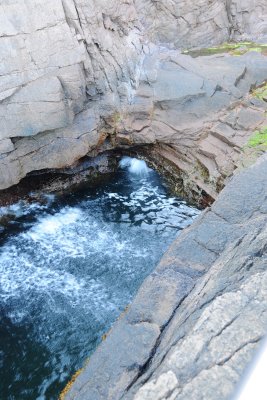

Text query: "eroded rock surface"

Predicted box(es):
[135, 0, 267, 48]
[0, 0, 267, 197]
[65, 154, 267, 400]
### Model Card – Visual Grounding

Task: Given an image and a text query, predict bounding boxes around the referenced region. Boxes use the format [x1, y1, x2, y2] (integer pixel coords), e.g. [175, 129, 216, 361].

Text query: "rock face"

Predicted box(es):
[65, 153, 267, 400]
[117, 48, 267, 199]
[0, 0, 267, 196]
[0, 0, 142, 188]
[135, 0, 267, 48]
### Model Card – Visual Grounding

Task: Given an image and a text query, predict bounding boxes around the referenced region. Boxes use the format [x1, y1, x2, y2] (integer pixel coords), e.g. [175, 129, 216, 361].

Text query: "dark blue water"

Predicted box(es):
[0, 158, 200, 399]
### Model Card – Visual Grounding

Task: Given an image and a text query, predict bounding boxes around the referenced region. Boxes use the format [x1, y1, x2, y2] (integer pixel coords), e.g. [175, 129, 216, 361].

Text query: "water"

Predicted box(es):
[0, 158, 200, 399]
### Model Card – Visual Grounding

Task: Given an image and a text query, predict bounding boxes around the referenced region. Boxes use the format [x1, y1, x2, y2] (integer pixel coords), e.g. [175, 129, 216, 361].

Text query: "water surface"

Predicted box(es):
[0, 158, 200, 399]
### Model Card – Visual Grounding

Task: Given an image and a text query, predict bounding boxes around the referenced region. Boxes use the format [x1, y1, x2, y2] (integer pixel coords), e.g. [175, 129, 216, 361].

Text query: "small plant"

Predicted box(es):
[247, 127, 267, 149]
[238, 126, 267, 169]
[231, 46, 262, 56]
[252, 83, 267, 101]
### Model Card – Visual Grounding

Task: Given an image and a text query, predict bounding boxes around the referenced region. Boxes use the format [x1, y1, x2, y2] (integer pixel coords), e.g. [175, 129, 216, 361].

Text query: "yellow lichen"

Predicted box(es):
[59, 355, 91, 400]
[58, 368, 83, 400]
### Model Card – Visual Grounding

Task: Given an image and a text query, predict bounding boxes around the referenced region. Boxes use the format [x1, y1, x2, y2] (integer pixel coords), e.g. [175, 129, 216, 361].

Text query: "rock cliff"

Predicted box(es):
[0, 0, 267, 198]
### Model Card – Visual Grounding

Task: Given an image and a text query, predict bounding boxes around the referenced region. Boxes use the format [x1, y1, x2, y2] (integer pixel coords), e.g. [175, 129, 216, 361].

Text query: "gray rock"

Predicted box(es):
[0, 0, 267, 195]
[0, 138, 14, 154]
[135, 0, 267, 48]
[0, 76, 75, 139]
[0, 108, 100, 189]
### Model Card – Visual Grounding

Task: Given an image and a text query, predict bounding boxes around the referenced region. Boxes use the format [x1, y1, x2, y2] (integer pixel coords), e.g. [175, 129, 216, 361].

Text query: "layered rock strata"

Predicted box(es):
[135, 0, 267, 48]
[65, 154, 267, 400]
[1, 0, 267, 199]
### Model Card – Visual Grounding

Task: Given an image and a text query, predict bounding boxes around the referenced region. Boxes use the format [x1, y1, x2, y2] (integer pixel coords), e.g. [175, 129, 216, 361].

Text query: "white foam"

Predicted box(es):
[119, 157, 152, 176]
[0, 204, 139, 317]
[0, 237, 120, 323]
[0, 200, 49, 220]
[27, 207, 82, 241]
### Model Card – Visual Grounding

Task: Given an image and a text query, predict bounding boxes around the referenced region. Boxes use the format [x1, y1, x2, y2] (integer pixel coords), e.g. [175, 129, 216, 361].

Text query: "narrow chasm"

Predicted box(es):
[0, 157, 200, 400]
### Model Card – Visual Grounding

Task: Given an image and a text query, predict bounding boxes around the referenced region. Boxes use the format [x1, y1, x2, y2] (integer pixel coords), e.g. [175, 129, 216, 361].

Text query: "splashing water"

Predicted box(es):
[0, 158, 200, 400]
[119, 156, 152, 177]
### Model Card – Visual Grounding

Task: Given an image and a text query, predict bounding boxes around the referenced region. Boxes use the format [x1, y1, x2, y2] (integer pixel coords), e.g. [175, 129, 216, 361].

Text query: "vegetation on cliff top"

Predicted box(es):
[183, 42, 267, 57]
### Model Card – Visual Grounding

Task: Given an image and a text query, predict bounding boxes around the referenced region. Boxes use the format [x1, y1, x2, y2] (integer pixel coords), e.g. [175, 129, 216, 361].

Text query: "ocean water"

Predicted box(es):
[0, 158, 200, 399]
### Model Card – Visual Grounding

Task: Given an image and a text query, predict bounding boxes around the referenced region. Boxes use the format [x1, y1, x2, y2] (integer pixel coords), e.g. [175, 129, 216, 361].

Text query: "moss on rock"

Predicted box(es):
[252, 83, 267, 101]
[247, 127, 267, 149]
[183, 42, 267, 57]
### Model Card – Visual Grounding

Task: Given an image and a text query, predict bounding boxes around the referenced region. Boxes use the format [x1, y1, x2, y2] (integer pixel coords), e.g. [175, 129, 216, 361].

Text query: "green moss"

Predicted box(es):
[183, 42, 267, 58]
[231, 47, 263, 56]
[237, 126, 267, 169]
[247, 127, 267, 148]
[252, 83, 267, 101]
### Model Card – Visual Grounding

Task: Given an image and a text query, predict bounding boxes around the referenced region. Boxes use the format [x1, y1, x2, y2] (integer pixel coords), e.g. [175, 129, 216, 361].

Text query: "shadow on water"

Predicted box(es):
[0, 158, 200, 399]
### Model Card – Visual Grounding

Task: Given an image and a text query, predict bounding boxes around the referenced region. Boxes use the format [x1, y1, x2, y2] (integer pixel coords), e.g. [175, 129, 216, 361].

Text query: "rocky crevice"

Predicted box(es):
[64, 153, 267, 400]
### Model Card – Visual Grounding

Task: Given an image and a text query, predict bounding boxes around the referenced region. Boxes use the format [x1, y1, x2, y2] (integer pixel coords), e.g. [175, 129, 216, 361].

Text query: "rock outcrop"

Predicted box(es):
[1, 0, 267, 198]
[65, 153, 267, 400]
[115, 48, 267, 199]
[135, 0, 267, 48]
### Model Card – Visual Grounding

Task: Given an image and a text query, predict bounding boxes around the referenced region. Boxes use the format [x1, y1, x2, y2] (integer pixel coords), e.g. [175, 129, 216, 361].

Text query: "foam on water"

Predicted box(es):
[27, 207, 82, 241]
[0, 200, 45, 219]
[119, 156, 152, 176]
[0, 157, 200, 400]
